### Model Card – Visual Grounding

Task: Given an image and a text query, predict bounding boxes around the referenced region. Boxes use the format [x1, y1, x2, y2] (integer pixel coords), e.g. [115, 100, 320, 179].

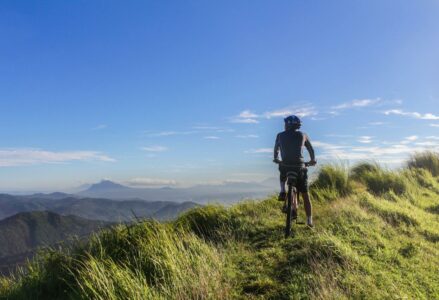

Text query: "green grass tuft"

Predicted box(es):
[407, 151, 439, 176]
[311, 164, 352, 200]
[351, 162, 409, 195]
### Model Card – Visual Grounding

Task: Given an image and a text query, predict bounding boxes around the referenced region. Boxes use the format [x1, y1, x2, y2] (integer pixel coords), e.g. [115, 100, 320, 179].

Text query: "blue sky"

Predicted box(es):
[1, 1, 438, 191]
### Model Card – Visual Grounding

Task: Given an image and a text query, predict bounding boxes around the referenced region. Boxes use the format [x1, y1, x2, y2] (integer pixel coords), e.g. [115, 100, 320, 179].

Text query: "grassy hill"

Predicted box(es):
[1, 153, 438, 299]
[0, 211, 109, 275]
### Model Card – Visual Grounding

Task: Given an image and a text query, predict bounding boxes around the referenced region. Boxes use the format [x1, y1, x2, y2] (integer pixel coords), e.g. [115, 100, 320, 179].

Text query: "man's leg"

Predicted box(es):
[302, 192, 313, 226]
[299, 168, 313, 226]
[279, 180, 288, 212]
[278, 166, 287, 202]
[280, 180, 286, 193]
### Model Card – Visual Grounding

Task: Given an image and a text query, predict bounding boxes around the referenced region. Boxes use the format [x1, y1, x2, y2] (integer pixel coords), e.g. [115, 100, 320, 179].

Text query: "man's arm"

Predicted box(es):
[274, 133, 281, 161]
[304, 134, 316, 164]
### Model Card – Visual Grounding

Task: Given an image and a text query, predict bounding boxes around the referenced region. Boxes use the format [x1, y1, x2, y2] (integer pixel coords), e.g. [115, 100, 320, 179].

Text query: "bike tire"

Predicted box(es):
[285, 186, 293, 237]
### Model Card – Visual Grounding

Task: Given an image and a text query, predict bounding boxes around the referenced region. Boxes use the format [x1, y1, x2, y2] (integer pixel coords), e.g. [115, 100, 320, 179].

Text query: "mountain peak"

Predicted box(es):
[86, 180, 128, 192]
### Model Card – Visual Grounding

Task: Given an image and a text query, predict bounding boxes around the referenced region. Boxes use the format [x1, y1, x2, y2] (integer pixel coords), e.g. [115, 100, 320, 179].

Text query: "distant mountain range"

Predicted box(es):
[0, 193, 199, 222]
[0, 211, 109, 275]
[77, 179, 276, 203]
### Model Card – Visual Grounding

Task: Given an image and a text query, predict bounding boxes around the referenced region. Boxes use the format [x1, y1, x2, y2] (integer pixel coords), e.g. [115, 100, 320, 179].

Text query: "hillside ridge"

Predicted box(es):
[1, 153, 438, 299]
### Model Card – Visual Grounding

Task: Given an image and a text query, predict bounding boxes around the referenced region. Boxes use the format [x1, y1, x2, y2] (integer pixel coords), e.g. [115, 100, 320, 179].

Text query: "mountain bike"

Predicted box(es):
[274, 160, 312, 238]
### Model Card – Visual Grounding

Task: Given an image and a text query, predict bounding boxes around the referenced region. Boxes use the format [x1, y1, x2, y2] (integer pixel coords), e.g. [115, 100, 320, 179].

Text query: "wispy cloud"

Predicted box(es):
[204, 136, 220, 140]
[92, 124, 108, 130]
[313, 136, 439, 165]
[325, 134, 354, 138]
[231, 105, 317, 124]
[245, 148, 272, 154]
[124, 177, 177, 187]
[400, 135, 418, 144]
[236, 134, 259, 138]
[146, 131, 197, 137]
[368, 121, 387, 126]
[332, 98, 382, 110]
[192, 126, 234, 133]
[383, 109, 439, 120]
[192, 126, 222, 130]
[231, 98, 402, 125]
[0, 148, 115, 167]
[430, 124, 439, 127]
[358, 136, 373, 144]
[141, 146, 168, 152]
[263, 106, 318, 118]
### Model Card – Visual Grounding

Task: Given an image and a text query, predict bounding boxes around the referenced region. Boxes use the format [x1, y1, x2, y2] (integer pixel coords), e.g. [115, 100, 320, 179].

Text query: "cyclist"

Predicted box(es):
[273, 115, 316, 227]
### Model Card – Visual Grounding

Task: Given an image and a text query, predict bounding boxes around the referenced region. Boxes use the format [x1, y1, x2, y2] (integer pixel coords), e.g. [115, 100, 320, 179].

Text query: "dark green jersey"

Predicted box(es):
[274, 130, 315, 165]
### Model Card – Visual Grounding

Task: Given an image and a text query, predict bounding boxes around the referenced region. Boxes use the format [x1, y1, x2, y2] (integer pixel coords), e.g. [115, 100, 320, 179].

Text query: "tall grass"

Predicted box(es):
[407, 151, 439, 176]
[351, 162, 408, 195]
[310, 164, 352, 201]
[1, 221, 230, 300]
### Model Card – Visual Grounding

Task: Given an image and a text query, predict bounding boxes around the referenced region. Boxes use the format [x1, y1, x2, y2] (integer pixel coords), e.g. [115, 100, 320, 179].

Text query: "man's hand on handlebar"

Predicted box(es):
[308, 160, 317, 166]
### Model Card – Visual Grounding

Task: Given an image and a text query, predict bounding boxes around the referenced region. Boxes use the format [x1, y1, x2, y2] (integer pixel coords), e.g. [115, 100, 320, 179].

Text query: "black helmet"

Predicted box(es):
[284, 115, 301, 129]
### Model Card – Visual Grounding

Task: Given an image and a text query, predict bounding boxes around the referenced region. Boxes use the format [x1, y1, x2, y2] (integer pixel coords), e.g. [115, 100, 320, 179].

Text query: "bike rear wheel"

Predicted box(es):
[285, 186, 295, 237]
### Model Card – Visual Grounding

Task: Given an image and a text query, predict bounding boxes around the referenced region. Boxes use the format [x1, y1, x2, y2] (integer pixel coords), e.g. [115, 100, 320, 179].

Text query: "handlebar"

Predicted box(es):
[273, 159, 316, 167]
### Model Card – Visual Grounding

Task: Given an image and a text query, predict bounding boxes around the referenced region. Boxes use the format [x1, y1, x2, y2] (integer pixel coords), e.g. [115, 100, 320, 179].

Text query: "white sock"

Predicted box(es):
[307, 216, 313, 225]
[280, 181, 286, 193]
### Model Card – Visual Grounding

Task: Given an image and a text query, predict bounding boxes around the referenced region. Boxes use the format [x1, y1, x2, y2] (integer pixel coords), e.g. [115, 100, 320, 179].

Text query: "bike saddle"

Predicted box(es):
[286, 170, 299, 177]
[286, 171, 298, 185]
[287, 171, 299, 179]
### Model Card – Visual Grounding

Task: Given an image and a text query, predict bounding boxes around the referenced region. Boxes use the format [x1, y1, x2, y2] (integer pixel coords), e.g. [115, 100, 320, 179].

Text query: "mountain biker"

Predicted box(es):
[273, 115, 317, 227]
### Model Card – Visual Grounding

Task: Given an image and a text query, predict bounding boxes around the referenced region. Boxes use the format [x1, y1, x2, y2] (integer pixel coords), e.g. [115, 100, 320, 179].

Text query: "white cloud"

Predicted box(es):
[430, 124, 439, 127]
[141, 146, 168, 152]
[383, 109, 439, 120]
[236, 134, 259, 138]
[230, 110, 260, 124]
[0, 148, 115, 167]
[231, 118, 259, 124]
[124, 177, 178, 187]
[415, 141, 439, 147]
[204, 136, 220, 140]
[245, 148, 272, 154]
[239, 110, 259, 118]
[332, 98, 382, 110]
[405, 135, 418, 141]
[414, 136, 439, 147]
[358, 136, 373, 144]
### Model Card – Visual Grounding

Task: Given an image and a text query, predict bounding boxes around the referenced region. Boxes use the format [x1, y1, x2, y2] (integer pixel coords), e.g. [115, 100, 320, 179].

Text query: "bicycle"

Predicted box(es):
[274, 159, 313, 238]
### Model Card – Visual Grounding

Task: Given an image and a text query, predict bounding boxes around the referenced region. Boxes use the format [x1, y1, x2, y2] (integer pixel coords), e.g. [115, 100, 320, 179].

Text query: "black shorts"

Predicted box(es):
[279, 165, 308, 193]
